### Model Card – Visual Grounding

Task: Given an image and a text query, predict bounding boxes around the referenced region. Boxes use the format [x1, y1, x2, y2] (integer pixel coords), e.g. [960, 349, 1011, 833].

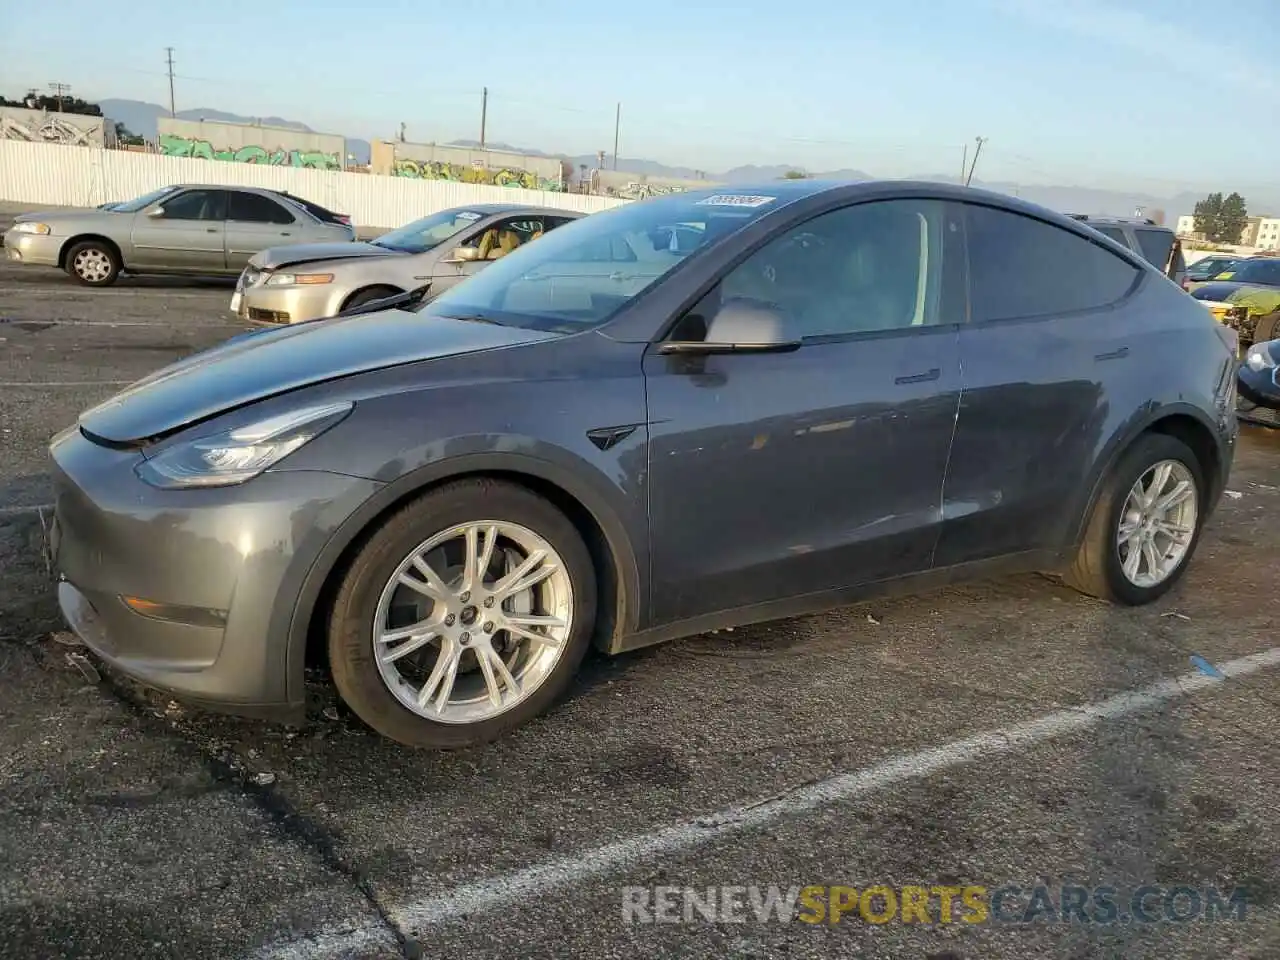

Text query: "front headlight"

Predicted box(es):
[13, 222, 51, 235]
[265, 272, 334, 286]
[1245, 342, 1279, 373]
[135, 401, 353, 489]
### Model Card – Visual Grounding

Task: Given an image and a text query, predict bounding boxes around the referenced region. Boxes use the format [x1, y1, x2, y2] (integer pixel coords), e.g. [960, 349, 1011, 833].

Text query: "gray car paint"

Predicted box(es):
[48, 179, 1238, 722]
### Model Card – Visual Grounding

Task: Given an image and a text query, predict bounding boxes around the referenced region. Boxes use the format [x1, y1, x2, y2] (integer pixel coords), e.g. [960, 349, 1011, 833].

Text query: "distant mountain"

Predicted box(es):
[92, 99, 1280, 218]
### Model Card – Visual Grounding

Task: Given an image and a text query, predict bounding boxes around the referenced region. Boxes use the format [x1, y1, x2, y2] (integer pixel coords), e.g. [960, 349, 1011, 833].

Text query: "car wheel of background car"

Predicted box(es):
[1252, 311, 1280, 346]
[342, 285, 402, 311]
[65, 240, 121, 287]
[327, 478, 598, 748]
[1063, 433, 1205, 605]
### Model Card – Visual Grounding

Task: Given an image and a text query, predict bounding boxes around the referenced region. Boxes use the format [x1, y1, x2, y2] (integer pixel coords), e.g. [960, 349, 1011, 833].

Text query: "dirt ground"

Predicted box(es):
[1, 203, 1278, 960]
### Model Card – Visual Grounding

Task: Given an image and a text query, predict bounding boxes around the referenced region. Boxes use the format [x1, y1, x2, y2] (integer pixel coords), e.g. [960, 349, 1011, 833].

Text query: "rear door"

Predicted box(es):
[935, 202, 1144, 566]
[128, 188, 227, 272]
[225, 190, 304, 271]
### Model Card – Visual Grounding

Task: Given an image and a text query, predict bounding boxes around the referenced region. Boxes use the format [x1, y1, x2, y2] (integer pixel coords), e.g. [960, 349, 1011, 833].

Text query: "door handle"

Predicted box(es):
[895, 367, 941, 385]
[280, 231, 291, 236]
[1094, 346, 1129, 362]
[206, 228, 218, 233]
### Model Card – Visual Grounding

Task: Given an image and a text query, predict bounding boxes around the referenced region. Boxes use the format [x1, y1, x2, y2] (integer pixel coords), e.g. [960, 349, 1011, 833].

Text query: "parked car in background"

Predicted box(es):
[1068, 215, 1187, 286]
[1185, 254, 1238, 283]
[48, 180, 1237, 748]
[1237, 335, 1280, 427]
[1189, 256, 1280, 350]
[3, 184, 356, 286]
[231, 203, 583, 325]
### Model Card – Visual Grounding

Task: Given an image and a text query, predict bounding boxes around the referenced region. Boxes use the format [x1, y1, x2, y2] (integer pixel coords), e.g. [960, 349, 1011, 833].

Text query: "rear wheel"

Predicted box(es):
[65, 240, 120, 286]
[1063, 434, 1205, 605]
[327, 479, 597, 748]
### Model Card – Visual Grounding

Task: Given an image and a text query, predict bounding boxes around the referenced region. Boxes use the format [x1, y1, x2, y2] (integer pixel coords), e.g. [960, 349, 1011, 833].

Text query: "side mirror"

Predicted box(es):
[448, 245, 481, 263]
[658, 298, 802, 356]
[146, 206, 165, 218]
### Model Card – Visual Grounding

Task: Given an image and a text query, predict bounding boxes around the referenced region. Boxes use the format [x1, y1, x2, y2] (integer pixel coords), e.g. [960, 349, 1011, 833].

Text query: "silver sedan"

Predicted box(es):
[231, 204, 584, 324]
[3, 184, 355, 286]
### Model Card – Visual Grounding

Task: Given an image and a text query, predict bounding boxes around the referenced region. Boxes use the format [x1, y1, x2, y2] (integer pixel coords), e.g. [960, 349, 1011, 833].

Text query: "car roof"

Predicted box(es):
[1067, 214, 1171, 230]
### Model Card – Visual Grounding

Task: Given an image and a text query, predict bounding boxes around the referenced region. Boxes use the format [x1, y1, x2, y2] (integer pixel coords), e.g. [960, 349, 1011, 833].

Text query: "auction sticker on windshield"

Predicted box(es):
[456, 211, 483, 221]
[695, 195, 776, 207]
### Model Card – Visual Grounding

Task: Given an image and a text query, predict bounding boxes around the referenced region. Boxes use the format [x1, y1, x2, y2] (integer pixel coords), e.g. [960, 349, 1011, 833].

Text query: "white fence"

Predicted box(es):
[0, 140, 627, 229]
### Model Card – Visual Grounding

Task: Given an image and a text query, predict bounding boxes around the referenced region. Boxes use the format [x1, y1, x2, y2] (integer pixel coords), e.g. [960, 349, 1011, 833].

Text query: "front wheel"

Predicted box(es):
[65, 240, 120, 286]
[1063, 434, 1205, 605]
[327, 479, 597, 748]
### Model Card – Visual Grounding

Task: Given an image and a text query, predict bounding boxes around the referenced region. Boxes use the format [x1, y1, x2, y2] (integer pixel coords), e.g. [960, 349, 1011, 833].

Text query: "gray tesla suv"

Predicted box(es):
[47, 180, 1239, 748]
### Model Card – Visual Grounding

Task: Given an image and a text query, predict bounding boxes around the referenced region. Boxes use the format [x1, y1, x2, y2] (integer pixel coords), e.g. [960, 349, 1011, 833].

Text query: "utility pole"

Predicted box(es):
[612, 102, 621, 171]
[960, 143, 967, 182]
[479, 87, 488, 150]
[165, 47, 176, 117]
[48, 82, 71, 111]
[965, 136, 986, 187]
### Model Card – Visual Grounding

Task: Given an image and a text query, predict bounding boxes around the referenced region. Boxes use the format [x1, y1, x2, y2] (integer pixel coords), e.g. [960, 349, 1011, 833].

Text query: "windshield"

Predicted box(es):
[418, 192, 785, 332]
[1222, 258, 1280, 285]
[112, 185, 181, 213]
[372, 209, 486, 254]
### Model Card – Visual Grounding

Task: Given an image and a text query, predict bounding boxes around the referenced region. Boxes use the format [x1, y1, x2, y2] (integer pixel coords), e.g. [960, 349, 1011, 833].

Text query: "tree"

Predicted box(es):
[1220, 192, 1248, 244]
[1193, 191, 1250, 243]
[0, 91, 103, 116]
[782, 169, 809, 179]
[114, 122, 145, 146]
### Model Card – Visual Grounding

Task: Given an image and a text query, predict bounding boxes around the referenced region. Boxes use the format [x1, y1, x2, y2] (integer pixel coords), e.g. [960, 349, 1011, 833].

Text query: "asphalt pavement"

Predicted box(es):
[1, 203, 1278, 960]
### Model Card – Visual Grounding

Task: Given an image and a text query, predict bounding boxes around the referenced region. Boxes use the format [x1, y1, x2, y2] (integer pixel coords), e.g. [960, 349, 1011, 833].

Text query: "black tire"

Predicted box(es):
[64, 239, 121, 287]
[327, 479, 597, 748]
[1063, 433, 1206, 605]
[343, 286, 401, 311]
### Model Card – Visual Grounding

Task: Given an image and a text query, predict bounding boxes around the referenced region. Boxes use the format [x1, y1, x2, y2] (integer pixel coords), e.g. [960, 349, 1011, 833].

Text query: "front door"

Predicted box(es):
[934, 201, 1144, 566]
[129, 188, 227, 272]
[224, 190, 303, 272]
[644, 198, 966, 624]
[432, 215, 550, 295]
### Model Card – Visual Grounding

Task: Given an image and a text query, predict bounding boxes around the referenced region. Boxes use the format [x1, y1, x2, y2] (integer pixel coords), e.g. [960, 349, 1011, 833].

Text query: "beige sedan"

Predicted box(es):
[231, 203, 583, 324]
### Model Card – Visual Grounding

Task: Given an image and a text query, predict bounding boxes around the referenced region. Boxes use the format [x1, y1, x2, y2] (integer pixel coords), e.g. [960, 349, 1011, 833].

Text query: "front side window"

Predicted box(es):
[964, 205, 1141, 322]
[471, 217, 547, 261]
[159, 190, 226, 222]
[697, 199, 953, 339]
[419, 191, 786, 332]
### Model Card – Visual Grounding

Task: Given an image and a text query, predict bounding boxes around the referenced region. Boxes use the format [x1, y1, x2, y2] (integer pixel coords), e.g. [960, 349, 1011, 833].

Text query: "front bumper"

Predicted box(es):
[49, 425, 380, 717]
[235, 276, 346, 326]
[3, 230, 62, 267]
[1237, 363, 1280, 427]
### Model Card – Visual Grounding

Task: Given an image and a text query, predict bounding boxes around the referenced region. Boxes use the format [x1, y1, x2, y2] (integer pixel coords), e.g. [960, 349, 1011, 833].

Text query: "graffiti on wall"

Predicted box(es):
[0, 115, 100, 146]
[158, 133, 342, 170]
[614, 181, 687, 200]
[392, 158, 563, 192]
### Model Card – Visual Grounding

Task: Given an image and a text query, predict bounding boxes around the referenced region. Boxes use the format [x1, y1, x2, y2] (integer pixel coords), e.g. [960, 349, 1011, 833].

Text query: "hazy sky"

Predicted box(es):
[2, 0, 1276, 194]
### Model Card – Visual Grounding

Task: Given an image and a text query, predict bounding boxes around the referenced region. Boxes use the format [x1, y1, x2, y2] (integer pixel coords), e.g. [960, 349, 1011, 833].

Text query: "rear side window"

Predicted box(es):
[1134, 228, 1175, 269]
[1093, 225, 1128, 247]
[963, 205, 1141, 322]
[228, 191, 295, 225]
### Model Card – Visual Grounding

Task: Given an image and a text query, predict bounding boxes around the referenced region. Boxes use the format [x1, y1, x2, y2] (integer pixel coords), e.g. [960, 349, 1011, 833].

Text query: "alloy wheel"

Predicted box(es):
[1115, 459, 1198, 588]
[73, 248, 113, 283]
[371, 521, 573, 724]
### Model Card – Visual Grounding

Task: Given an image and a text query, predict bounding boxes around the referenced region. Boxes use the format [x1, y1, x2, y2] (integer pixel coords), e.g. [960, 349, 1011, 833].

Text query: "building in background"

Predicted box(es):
[156, 118, 344, 171]
[370, 140, 568, 191]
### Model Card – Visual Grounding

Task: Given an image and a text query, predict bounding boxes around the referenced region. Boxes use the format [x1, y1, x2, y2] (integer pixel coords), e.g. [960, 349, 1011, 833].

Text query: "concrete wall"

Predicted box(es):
[0, 140, 627, 231]
[0, 106, 108, 147]
[371, 140, 568, 191]
[157, 118, 346, 171]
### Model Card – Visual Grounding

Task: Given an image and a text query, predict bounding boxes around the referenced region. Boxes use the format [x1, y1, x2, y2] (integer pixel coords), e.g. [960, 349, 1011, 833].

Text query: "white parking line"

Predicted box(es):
[248, 646, 1280, 959]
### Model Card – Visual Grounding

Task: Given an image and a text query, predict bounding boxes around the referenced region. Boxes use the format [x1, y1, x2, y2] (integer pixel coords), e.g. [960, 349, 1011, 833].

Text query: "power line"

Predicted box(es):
[165, 47, 176, 117]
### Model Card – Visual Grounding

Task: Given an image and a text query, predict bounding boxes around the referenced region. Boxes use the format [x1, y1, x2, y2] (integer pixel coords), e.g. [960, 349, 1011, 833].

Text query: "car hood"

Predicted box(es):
[76, 310, 557, 445]
[1192, 281, 1280, 312]
[13, 208, 118, 225]
[250, 241, 404, 271]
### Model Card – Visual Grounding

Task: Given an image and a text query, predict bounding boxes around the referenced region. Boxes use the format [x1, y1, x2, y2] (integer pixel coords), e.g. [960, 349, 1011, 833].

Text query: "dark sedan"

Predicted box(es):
[48, 180, 1239, 748]
[1237, 336, 1280, 427]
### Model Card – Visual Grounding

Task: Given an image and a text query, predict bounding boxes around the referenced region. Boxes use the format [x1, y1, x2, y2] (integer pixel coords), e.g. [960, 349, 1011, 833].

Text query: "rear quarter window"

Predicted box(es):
[963, 205, 1142, 322]
[1134, 229, 1175, 269]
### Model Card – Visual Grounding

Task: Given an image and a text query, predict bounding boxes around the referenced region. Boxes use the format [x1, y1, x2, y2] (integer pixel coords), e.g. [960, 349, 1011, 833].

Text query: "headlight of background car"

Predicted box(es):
[1245, 342, 1279, 373]
[264, 272, 334, 286]
[135, 401, 353, 489]
[13, 222, 51, 235]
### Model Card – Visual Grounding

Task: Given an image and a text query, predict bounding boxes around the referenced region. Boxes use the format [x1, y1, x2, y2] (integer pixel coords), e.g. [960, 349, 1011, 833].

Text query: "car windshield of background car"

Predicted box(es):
[371, 210, 485, 253]
[417, 192, 782, 333]
[1227, 259, 1280, 285]
[111, 185, 181, 213]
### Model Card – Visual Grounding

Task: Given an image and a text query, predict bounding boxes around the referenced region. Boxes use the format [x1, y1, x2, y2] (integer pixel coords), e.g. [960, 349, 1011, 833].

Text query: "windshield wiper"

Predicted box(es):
[443, 313, 505, 326]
